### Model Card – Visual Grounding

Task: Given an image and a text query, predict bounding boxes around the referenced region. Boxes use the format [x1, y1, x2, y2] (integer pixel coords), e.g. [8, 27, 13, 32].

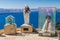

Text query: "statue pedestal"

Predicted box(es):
[21, 24, 33, 33]
[4, 24, 16, 35]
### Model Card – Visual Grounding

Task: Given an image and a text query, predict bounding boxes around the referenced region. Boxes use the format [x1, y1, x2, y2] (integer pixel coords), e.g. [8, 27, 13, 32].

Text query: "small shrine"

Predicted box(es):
[4, 15, 16, 35]
[38, 8, 56, 36]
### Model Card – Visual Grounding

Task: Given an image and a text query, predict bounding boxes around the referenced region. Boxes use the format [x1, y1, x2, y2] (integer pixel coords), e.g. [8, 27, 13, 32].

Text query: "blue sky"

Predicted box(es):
[0, 0, 60, 9]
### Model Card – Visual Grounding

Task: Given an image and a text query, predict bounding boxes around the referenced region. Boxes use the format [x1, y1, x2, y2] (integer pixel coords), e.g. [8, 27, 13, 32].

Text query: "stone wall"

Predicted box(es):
[4, 25, 16, 35]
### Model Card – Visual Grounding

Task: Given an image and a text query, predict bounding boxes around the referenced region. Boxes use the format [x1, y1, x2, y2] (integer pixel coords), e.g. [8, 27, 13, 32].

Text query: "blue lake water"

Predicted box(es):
[0, 11, 59, 29]
[0, 11, 38, 29]
[56, 12, 60, 23]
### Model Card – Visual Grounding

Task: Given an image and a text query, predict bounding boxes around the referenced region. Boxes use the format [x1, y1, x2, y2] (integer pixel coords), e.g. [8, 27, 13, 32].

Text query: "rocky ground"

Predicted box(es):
[0, 33, 58, 40]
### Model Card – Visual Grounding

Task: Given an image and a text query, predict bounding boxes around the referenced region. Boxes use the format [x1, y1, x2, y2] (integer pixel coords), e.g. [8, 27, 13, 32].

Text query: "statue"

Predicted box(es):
[23, 5, 30, 24]
[5, 15, 15, 25]
[41, 15, 52, 33]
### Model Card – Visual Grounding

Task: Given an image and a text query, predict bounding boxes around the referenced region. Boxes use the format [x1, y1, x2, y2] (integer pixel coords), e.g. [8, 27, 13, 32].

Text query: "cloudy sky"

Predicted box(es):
[0, 0, 60, 9]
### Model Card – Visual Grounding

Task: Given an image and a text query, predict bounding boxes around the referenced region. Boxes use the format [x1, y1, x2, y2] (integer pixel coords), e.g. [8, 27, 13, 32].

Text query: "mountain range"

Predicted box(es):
[0, 8, 39, 13]
[0, 8, 59, 13]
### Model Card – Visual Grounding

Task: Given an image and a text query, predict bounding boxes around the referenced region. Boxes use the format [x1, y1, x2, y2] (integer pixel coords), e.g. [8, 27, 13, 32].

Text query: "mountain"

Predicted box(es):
[0, 8, 38, 13]
[56, 8, 60, 12]
[0, 8, 23, 13]
[0, 8, 59, 13]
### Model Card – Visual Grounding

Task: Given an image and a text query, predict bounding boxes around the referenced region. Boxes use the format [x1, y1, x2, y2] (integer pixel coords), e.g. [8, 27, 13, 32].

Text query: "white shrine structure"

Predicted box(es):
[39, 8, 56, 36]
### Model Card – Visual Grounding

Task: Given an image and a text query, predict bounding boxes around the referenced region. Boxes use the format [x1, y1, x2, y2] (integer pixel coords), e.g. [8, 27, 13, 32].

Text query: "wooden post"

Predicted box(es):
[57, 30, 60, 40]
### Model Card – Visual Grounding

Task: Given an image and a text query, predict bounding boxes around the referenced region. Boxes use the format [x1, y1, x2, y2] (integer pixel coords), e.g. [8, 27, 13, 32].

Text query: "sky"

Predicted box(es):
[0, 0, 60, 9]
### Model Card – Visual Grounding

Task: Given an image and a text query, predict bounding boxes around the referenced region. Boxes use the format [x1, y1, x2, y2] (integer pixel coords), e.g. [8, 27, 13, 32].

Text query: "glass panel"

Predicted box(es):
[38, 7, 56, 32]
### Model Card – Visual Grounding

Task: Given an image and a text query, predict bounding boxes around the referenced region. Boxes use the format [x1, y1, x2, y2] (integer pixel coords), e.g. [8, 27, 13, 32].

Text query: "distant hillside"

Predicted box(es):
[0, 8, 60, 13]
[0, 8, 22, 13]
[56, 8, 60, 12]
[0, 8, 38, 13]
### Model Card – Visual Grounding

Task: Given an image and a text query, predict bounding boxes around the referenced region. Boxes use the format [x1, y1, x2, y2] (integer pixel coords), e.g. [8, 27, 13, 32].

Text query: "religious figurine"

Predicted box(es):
[23, 5, 30, 24]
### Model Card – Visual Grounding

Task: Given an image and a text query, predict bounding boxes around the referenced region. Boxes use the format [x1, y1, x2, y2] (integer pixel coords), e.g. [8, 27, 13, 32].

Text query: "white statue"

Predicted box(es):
[41, 16, 53, 33]
[23, 5, 30, 24]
